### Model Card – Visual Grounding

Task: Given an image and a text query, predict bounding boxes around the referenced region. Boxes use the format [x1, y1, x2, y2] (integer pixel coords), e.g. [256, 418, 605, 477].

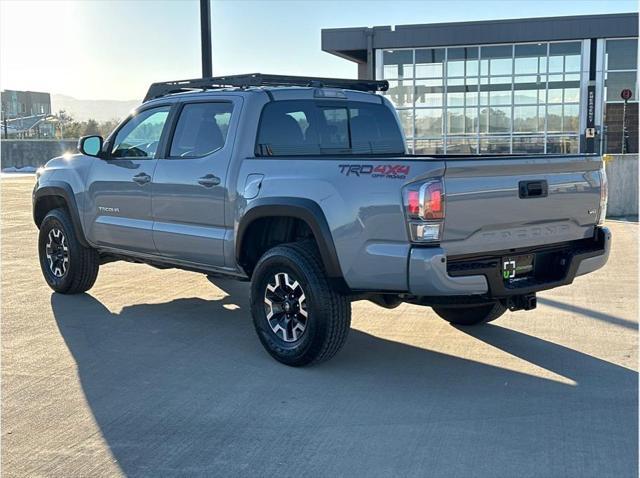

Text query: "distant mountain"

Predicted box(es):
[51, 94, 140, 122]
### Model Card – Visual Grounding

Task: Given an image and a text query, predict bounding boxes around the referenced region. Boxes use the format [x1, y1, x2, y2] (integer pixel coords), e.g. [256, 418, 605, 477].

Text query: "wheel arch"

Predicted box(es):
[33, 182, 89, 247]
[236, 197, 348, 291]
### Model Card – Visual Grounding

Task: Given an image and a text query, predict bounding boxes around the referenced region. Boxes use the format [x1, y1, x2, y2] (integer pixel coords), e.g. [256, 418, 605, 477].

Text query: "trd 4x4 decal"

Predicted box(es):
[339, 164, 410, 179]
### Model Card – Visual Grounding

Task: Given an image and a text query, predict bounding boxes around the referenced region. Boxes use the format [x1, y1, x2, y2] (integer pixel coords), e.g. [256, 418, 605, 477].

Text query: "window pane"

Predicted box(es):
[447, 136, 478, 154]
[415, 79, 443, 106]
[479, 136, 511, 154]
[414, 139, 444, 154]
[564, 55, 581, 72]
[563, 104, 579, 132]
[170, 102, 233, 158]
[466, 91, 478, 106]
[606, 39, 638, 71]
[547, 135, 578, 154]
[447, 108, 465, 134]
[415, 108, 443, 136]
[111, 106, 170, 159]
[514, 106, 540, 132]
[489, 90, 512, 105]
[415, 48, 444, 77]
[320, 108, 349, 150]
[397, 109, 413, 138]
[383, 50, 413, 79]
[488, 107, 511, 133]
[548, 87, 563, 103]
[513, 135, 545, 153]
[384, 80, 413, 107]
[547, 105, 562, 132]
[514, 57, 539, 75]
[447, 92, 465, 106]
[465, 108, 479, 133]
[514, 89, 540, 104]
[564, 87, 580, 103]
[605, 72, 638, 102]
[349, 103, 406, 154]
[448, 61, 465, 77]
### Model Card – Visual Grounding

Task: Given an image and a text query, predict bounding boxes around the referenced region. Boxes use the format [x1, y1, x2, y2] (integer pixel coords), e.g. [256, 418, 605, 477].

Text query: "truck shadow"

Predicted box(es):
[50, 284, 638, 477]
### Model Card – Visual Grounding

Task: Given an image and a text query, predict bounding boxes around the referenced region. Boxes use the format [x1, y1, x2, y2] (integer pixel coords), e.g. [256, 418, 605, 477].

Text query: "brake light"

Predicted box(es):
[407, 190, 420, 216]
[597, 165, 608, 226]
[403, 179, 445, 242]
[423, 182, 444, 220]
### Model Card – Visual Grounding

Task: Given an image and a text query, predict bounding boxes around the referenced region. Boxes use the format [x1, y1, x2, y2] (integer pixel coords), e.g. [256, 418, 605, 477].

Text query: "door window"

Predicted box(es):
[169, 102, 234, 158]
[111, 106, 170, 159]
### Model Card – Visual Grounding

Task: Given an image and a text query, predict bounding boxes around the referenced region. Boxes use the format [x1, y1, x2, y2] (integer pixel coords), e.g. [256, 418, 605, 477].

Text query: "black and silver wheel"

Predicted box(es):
[251, 242, 351, 366]
[38, 208, 100, 294]
[433, 301, 507, 326]
[44, 227, 70, 278]
[264, 271, 309, 343]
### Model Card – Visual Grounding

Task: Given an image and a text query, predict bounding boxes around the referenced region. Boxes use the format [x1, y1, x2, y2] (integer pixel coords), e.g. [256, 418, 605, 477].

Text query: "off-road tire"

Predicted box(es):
[250, 241, 351, 366]
[433, 301, 507, 326]
[38, 208, 99, 294]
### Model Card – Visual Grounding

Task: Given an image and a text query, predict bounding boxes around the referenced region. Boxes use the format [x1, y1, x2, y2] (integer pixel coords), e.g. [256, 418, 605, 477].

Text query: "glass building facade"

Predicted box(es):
[324, 14, 638, 156]
[378, 42, 583, 154]
[603, 38, 638, 153]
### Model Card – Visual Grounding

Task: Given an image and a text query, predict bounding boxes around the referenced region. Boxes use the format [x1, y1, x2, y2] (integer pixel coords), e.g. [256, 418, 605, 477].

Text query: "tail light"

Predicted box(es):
[403, 179, 445, 242]
[597, 165, 608, 226]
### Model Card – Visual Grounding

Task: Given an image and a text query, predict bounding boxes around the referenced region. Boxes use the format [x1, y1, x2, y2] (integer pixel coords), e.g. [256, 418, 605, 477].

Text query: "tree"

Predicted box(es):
[83, 119, 100, 136]
[56, 110, 73, 139]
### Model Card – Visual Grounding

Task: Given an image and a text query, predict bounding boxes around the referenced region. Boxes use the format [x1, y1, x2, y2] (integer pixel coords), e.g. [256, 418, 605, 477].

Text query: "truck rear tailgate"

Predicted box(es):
[441, 155, 603, 256]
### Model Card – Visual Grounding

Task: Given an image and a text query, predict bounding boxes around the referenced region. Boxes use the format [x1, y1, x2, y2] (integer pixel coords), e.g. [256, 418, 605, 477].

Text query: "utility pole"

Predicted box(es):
[200, 0, 212, 78]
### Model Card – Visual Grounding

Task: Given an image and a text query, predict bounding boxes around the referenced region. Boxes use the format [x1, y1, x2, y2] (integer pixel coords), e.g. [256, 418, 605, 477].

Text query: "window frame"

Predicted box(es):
[165, 100, 235, 160]
[105, 103, 174, 161]
[254, 99, 405, 157]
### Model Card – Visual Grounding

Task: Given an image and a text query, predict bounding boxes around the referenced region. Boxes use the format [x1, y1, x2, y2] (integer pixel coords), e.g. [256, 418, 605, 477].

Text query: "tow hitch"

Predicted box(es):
[506, 294, 537, 311]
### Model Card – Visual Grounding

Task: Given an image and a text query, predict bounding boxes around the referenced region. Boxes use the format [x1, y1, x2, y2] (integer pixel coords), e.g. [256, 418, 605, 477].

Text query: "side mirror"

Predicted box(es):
[78, 135, 103, 158]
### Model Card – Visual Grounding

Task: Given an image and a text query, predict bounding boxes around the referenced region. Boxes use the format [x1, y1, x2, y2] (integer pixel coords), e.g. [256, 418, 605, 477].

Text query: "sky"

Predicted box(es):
[1, 0, 637, 101]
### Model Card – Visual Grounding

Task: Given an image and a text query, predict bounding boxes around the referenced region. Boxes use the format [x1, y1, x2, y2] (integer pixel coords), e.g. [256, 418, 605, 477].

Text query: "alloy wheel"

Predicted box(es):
[263, 272, 308, 342]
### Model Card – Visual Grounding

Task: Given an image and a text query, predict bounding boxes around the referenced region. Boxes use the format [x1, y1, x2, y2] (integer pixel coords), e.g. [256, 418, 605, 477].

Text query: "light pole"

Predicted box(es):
[200, 0, 212, 78]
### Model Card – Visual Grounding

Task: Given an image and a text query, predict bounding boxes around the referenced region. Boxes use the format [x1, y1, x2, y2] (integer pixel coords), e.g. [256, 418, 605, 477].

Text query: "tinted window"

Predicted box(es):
[170, 102, 234, 158]
[111, 106, 170, 159]
[256, 100, 404, 156]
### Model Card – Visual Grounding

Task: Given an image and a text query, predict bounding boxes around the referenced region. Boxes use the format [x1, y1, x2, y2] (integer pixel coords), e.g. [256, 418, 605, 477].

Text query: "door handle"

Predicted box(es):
[198, 174, 221, 187]
[519, 180, 548, 198]
[132, 172, 151, 185]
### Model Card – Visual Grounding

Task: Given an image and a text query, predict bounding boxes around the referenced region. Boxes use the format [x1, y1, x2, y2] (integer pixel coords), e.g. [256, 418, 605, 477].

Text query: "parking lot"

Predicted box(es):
[1, 175, 637, 477]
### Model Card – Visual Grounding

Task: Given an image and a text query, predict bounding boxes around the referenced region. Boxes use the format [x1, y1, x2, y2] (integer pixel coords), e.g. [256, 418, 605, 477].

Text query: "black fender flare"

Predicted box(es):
[236, 197, 347, 287]
[33, 181, 89, 247]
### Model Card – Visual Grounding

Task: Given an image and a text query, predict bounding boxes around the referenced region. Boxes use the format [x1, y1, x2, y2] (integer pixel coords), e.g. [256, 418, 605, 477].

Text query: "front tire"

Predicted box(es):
[250, 242, 351, 366]
[433, 301, 507, 326]
[38, 208, 99, 294]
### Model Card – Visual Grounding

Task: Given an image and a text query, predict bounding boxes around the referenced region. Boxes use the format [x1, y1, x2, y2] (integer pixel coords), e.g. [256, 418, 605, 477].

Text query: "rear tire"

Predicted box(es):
[38, 208, 99, 294]
[250, 241, 351, 366]
[433, 301, 507, 326]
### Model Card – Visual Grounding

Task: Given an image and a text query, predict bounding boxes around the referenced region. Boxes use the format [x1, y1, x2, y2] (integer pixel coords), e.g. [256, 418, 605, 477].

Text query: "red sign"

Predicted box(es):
[621, 89, 633, 101]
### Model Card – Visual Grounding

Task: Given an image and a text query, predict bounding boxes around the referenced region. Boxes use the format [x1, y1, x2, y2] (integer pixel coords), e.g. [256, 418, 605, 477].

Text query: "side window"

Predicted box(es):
[169, 102, 234, 158]
[111, 106, 170, 159]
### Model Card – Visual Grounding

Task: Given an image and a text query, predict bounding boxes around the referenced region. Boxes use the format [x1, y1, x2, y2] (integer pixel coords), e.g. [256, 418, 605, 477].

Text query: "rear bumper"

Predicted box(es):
[408, 226, 611, 298]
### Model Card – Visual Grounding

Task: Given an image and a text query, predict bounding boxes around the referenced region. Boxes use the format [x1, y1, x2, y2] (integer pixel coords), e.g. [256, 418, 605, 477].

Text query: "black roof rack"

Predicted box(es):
[143, 73, 389, 102]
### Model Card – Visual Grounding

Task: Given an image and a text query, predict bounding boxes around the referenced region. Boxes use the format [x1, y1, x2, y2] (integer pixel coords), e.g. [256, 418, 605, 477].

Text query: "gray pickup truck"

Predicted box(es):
[33, 73, 611, 366]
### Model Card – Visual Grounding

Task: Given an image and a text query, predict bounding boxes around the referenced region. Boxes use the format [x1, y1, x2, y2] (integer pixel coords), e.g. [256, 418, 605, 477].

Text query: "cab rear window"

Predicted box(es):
[256, 100, 405, 156]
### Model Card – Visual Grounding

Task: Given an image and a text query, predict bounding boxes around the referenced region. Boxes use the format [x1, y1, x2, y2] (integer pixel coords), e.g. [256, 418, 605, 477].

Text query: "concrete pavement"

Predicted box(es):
[2, 175, 638, 477]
